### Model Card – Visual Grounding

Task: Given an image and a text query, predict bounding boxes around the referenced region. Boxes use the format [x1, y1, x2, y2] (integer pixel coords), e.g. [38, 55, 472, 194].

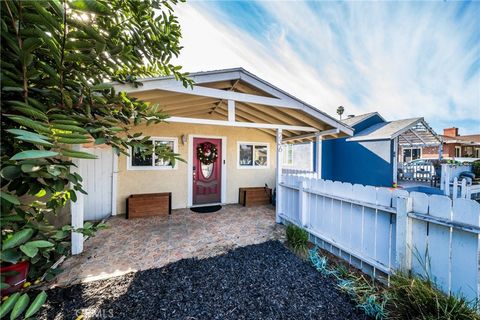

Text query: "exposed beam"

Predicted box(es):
[228, 100, 235, 122]
[408, 128, 427, 146]
[276, 107, 327, 130]
[161, 100, 219, 112]
[115, 82, 305, 109]
[148, 96, 217, 107]
[215, 105, 295, 137]
[282, 129, 340, 143]
[171, 107, 217, 117]
[236, 103, 300, 126]
[212, 109, 276, 137]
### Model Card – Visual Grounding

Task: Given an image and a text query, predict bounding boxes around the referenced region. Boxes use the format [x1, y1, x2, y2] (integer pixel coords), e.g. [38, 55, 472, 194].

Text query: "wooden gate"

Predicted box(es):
[78, 147, 113, 221]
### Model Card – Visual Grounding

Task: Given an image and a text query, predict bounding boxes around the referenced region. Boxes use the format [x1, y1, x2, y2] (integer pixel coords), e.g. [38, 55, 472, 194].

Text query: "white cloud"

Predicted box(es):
[173, 2, 480, 134]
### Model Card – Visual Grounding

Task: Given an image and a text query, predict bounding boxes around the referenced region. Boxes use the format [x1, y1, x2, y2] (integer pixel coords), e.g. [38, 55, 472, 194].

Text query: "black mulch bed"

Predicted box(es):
[39, 241, 368, 320]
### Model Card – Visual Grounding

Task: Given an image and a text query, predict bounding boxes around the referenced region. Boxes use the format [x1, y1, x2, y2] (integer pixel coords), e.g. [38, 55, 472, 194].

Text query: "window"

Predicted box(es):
[455, 146, 461, 158]
[476, 148, 480, 158]
[128, 137, 178, 170]
[402, 148, 421, 162]
[238, 142, 269, 168]
[283, 144, 294, 165]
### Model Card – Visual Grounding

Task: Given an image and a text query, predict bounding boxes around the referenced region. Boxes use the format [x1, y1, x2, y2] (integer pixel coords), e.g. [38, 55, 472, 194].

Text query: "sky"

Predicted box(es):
[172, 1, 480, 135]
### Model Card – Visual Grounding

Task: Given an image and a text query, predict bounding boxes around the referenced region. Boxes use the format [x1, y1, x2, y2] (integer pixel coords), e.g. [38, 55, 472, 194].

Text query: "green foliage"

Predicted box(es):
[386, 272, 479, 320]
[472, 161, 480, 177]
[309, 247, 388, 319]
[309, 247, 480, 319]
[286, 224, 309, 256]
[1, 0, 190, 318]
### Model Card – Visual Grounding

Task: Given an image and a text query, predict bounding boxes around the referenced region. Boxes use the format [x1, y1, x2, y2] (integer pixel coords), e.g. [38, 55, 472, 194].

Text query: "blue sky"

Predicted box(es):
[173, 1, 480, 134]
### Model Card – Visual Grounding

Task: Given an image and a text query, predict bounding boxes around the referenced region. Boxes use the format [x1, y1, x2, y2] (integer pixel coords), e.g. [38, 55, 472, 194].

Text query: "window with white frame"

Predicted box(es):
[283, 144, 294, 165]
[455, 146, 461, 158]
[128, 137, 178, 170]
[238, 142, 269, 168]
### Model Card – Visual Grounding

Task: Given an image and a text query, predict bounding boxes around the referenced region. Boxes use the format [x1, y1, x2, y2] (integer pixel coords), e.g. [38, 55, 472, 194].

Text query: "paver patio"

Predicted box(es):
[55, 204, 284, 286]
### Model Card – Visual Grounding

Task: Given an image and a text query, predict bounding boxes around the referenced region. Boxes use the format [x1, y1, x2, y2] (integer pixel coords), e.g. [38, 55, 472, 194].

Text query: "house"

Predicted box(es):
[318, 112, 441, 187]
[421, 127, 480, 160]
[69, 68, 353, 253]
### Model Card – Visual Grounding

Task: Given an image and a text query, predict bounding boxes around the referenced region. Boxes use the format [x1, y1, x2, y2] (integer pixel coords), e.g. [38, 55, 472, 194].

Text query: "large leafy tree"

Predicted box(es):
[1, 0, 190, 317]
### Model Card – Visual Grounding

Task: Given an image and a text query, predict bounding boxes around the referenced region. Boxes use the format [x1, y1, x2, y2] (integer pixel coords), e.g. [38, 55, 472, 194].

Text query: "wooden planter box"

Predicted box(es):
[239, 187, 272, 207]
[126, 192, 171, 219]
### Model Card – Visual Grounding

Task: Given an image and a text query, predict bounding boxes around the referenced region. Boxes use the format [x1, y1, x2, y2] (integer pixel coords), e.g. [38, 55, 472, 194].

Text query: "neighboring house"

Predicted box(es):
[319, 112, 441, 187]
[70, 67, 354, 252]
[421, 127, 480, 160]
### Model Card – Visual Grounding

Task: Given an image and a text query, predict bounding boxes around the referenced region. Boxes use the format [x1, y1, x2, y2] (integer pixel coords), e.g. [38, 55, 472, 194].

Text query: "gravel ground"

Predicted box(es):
[39, 241, 368, 320]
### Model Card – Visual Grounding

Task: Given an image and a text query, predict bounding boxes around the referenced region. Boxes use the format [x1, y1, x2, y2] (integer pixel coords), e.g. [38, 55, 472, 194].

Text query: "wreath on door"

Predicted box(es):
[197, 142, 218, 165]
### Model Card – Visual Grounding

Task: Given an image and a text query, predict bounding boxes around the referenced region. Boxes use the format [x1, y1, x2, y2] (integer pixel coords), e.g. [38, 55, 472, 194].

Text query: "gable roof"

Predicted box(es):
[347, 117, 441, 147]
[113, 68, 353, 140]
[342, 112, 386, 127]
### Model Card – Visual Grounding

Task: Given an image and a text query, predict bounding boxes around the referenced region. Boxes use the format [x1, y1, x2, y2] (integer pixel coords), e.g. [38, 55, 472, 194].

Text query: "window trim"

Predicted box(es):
[127, 136, 179, 171]
[237, 141, 270, 169]
[454, 146, 461, 158]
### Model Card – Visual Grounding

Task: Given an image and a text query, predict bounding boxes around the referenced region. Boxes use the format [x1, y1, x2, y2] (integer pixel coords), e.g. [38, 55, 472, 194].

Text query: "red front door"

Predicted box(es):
[193, 138, 222, 205]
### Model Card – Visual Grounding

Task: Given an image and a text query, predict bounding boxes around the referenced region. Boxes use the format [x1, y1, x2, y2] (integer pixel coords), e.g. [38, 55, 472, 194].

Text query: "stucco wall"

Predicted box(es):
[117, 123, 276, 213]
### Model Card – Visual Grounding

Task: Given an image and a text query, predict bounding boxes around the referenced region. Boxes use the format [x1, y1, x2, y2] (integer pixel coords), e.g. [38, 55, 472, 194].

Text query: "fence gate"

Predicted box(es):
[78, 147, 113, 221]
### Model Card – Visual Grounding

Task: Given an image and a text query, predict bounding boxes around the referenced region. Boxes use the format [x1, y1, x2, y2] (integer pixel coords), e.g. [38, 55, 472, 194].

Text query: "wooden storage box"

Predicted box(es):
[126, 192, 171, 219]
[239, 187, 272, 207]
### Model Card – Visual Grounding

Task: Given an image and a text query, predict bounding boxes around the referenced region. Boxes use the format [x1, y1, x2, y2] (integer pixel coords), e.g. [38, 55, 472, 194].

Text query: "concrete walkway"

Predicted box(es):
[55, 205, 284, 286]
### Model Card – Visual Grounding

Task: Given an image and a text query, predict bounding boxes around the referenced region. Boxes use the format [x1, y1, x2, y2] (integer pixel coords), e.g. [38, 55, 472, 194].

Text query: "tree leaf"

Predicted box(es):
[9, 293, 29, 320]
[2, 229, 34, 249]
[25, 240, 54, 248]
[60, 149, 97, 159]
[0, 249, 22, 264]
[24, 291, 47, 318]
[6, 129, 50, 141]
[51, 123, 88, 134]
[10, 150, 59, 161]
[14, 135, 53, 147]
[20, 243, 39, 258]
[0, 293, 20, 319]
[69, 0, 111, 15]
[0, 166, 22, 180]
[90, 83, 112, 91]
[0, 191, 20, 205]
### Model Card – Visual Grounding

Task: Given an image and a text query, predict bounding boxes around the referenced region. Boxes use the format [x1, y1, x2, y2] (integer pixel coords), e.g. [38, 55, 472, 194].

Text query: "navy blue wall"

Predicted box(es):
[317, 114, 394, 187]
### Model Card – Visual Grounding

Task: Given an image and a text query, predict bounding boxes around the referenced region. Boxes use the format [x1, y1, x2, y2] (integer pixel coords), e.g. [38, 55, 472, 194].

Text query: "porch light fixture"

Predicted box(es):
[181, 134, 187, 145]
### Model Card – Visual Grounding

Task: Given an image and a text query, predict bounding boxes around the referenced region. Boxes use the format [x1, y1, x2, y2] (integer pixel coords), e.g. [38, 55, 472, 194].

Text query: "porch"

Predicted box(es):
[56, 205, 284, 286]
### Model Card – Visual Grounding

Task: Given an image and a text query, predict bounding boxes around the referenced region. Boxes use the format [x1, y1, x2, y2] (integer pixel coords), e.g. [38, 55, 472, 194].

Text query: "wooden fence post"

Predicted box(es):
[396, 195, 413, 272]
[299, 180, 308, 227]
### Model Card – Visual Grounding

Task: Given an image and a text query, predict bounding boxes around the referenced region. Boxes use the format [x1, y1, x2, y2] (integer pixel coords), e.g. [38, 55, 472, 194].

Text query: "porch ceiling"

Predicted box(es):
[114, 68, 354, 142]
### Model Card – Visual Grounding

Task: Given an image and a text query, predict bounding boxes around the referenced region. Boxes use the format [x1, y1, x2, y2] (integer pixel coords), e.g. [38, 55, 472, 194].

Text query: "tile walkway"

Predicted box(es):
[55, 204, 284, 286]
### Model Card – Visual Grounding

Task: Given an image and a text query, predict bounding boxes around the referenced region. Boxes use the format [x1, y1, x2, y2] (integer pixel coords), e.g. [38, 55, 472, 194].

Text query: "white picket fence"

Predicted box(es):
[278, 172, 480, 301]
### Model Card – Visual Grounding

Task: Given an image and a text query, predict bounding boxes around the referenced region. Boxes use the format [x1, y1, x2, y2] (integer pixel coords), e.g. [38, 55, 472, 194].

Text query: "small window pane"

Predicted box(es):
[131, 141, 153, 166]
[254, 145, 268, 166]
[154, 140, 174, 167]
[239, 144, 253, 166]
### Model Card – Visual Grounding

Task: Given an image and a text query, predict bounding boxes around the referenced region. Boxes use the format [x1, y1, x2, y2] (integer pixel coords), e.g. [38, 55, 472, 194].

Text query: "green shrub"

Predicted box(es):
[386, 272, 480, 320]
[472, 161, 480, 177]
[286, 224, 308, 256]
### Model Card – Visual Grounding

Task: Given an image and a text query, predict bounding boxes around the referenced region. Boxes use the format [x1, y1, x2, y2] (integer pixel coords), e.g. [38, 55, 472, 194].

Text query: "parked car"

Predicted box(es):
[400, 159, 436, 180]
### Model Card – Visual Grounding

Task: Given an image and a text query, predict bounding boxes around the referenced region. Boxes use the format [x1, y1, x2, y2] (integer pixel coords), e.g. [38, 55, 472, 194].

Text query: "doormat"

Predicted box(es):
[190, 205, 222, 214]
